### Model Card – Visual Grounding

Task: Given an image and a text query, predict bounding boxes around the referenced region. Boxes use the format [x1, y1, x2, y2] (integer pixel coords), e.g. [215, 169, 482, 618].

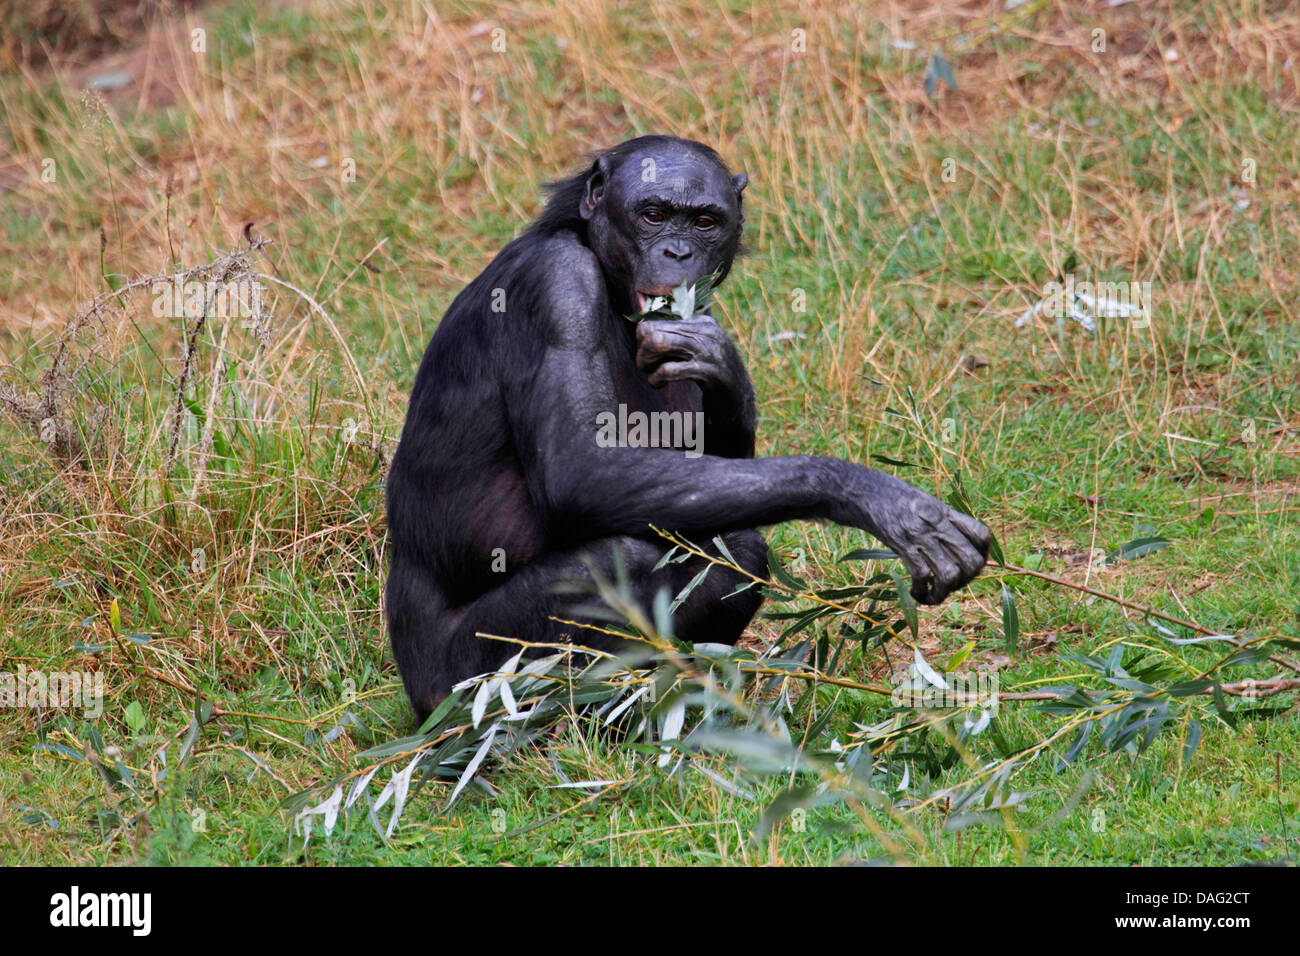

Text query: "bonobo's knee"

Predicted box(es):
[684, 529, 766, 642]
[591, 536, 667, 572]
[721, 531, 767, 617]
[718, 529, 769, 580]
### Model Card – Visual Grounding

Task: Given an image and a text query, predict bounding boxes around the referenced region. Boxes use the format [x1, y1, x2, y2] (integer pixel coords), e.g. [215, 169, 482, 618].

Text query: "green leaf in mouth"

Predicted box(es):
[626, 272, 719, 323]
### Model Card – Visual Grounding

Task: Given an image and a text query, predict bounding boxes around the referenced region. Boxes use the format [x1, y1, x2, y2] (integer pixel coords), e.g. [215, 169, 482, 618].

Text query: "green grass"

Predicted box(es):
[0, 0, 1297, 865]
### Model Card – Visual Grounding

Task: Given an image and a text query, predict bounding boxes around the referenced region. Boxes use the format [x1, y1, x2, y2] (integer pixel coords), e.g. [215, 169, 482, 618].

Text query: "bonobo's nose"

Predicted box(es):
[662, 240, 692, 261]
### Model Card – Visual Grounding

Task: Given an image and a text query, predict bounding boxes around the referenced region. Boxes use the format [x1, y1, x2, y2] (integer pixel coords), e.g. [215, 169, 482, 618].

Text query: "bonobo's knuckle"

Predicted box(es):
[910, 494, 943, 525]
[953, 511, 990, 548]
[898, 551, 927, 585]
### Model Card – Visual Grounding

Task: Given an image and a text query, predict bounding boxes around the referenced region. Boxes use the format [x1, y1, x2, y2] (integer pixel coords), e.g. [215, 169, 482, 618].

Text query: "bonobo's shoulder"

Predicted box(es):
[529, 231, 606, 323]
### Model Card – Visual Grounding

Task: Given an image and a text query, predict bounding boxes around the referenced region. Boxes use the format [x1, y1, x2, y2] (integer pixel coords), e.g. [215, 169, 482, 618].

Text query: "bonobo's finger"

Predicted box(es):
[647, 360, 707, 388]
[951, 510, 992, 556]
[634, 323, 663, 361]
[937, 524, 986, 581]
[635, 320, 671, 352]
[636, 341, 689, 373]
[916, 546, 960, 605]
[636, 323, 695, 370]
[910, 572, 937, 605]
[643, 317, 722, 346]
[893, 546, 936, 605]
[636, 344, 666, 374]
[640, 317, 711, 336]
[668, 313, 720, 330]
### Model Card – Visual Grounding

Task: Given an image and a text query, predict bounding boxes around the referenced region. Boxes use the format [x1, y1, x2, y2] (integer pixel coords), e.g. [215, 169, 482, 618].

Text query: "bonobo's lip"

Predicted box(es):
[636, 286, 674, 313]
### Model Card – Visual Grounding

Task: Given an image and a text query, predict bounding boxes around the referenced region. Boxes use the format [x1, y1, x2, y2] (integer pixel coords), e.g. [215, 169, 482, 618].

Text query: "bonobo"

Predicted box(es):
[386, 135, 990, 721]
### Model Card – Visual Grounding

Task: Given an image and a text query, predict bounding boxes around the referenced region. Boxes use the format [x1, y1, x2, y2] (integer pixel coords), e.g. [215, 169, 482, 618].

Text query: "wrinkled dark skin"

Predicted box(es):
[386, 135, 991, 722]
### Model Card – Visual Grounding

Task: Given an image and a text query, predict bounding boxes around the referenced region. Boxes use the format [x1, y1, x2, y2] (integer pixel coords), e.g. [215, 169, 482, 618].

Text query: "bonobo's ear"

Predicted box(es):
[580, 156, 610, 221]
[733, 172, 748, 224]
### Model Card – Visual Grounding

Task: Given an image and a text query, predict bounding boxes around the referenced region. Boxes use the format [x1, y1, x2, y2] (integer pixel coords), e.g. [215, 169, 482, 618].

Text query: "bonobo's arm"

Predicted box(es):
[512, 241, 990, 603]
[636, 315, 756, 459]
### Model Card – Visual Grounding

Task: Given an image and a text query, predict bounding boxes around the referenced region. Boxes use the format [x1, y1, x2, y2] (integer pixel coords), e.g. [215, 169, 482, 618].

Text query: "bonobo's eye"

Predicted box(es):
[641, 209, 665, 225]
[694, 215, 717, 230]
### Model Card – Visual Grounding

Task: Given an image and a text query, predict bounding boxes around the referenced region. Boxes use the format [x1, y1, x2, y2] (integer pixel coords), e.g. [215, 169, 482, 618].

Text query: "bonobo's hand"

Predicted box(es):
[854, 470, 991, 605]
[636, 315, 745, 392]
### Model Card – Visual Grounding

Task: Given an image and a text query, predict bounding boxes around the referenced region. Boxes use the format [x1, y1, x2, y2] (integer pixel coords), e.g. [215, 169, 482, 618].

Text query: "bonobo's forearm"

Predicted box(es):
[552, 451, 873, 538]
[700, 361, 757, 459]
[544, 448, 990, 605]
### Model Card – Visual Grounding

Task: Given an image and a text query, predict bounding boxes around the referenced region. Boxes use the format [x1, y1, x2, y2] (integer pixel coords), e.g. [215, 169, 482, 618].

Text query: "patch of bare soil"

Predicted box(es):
[3, 0, 206, 109]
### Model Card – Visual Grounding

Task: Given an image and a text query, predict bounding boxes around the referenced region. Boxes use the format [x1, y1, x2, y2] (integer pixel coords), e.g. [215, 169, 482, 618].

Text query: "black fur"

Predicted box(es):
[386, 136, 990, 723]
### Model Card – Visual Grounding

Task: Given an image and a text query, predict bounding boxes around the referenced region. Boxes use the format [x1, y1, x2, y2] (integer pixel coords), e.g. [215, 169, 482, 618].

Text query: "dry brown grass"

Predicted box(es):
[0, 1, 1292, 320]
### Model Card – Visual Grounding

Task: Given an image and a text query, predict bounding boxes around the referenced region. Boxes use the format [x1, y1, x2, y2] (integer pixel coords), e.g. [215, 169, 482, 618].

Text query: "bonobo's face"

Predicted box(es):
[581, 140, 747, 314]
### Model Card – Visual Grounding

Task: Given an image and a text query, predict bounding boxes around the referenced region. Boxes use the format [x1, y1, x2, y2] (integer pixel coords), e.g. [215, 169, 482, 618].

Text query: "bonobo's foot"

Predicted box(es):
[855, 472, 991, 604]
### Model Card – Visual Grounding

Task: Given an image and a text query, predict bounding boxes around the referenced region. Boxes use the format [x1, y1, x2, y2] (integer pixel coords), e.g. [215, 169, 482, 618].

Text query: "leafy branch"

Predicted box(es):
[286, 528, 1298, 856]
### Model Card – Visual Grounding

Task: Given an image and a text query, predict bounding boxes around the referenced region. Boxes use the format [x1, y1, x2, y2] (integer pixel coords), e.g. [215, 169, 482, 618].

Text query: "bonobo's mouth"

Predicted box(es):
[636, 286, 674, 313]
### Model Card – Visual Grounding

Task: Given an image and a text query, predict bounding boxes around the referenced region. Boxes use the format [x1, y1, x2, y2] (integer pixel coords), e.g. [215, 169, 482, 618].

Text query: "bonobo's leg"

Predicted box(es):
[388, 530, 768, 723]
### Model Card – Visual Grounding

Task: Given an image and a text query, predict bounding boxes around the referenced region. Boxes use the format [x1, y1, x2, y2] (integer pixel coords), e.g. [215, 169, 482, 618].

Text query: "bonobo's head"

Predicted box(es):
[578, 136, 747, 314]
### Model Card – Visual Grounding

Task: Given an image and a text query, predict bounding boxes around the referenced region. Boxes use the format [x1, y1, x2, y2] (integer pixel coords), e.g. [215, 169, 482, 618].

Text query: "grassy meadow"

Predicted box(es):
[0, 0, 1297, 865]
